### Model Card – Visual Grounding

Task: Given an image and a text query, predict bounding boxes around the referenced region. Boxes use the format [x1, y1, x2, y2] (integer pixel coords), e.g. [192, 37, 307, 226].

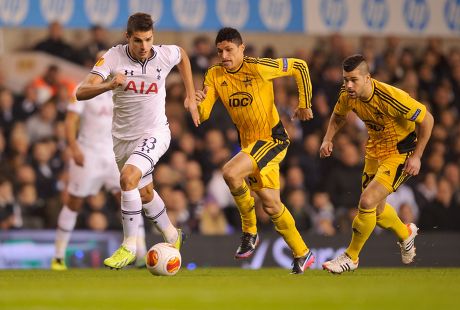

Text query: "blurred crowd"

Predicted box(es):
[1, 22, 460, 236]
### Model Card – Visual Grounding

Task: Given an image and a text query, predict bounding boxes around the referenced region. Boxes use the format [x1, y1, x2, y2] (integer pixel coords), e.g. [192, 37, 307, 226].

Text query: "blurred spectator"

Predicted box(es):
[184, 160, 203, 180]
[31, 139, 59, 201]
[443, 163, 460, 205]
[413, 172, 438, 211]
[387, 184, 420, 223]
[199, 197, 229, 235]
[310, 191, 336, 236]
[0, 88, 17, 137]
[14, 84, 39, 121]
[285, 188, 311, 231]
[26, 98, 58, 143]
[33, 21, 78, 63]
[326, 142, 362, 211]
[0, 177, 16, 230]
[7, 123, 31, 174]
[30, 65, 76, 104]
[16, 183, 43, 229]
[419, 178, 460, 231]
[164, 188, 190, 231]
[78, 25, 109, 67]
[185, 178, 206, 232]
[297, 133, 323, 193]
[207, 168, 239, 230]
[86, 211, 109, 232]
[398, 202, 416, 225]
[189, 35, 213, 74]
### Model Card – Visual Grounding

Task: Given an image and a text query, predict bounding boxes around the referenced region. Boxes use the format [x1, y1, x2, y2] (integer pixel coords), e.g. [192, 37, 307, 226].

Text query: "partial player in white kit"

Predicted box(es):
[76, 12, 200, 269]
[51, 69, 150, 270]
[51, 85, 148, 270]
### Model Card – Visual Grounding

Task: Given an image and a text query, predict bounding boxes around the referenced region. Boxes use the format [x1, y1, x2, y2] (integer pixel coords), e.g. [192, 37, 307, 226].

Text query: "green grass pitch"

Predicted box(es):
[1, 267, 459, 310]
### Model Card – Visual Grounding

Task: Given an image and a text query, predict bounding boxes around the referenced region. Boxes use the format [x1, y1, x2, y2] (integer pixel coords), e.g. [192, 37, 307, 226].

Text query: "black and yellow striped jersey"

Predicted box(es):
[334, 78, 427, 159]
[198, 56, 312, 148]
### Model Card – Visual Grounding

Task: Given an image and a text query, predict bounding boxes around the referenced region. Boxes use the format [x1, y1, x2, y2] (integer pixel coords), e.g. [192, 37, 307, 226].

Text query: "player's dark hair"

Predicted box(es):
[215, 27, 243, 46]
[342, 54, 367, 72]
[127, 13, 154, 36]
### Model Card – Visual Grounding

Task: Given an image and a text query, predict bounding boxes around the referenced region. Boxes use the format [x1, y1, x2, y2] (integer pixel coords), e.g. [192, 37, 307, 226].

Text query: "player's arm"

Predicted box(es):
[319, 112, 347, 158]
[65, 111, 84, 166]
[258, 57, 313, 121]
[386, 89, 434, 176]
[76, 72, 124, 101]
[404, 109, 434, 176]
[196, 69, 218, 123]
[177, 47, 200, 127]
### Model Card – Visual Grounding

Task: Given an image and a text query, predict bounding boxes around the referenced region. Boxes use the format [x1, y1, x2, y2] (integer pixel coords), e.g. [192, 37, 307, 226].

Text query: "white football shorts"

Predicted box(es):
[67, 145, 120, 197]
[113, 127, 171, 189]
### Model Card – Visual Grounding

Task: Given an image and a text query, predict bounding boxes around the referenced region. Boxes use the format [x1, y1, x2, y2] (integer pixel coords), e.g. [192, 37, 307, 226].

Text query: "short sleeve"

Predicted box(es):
[386, 90, 427, 124]
[90, 46, 118, 80]
[333, 89, 351, 116]
[163, 45, 181, 67]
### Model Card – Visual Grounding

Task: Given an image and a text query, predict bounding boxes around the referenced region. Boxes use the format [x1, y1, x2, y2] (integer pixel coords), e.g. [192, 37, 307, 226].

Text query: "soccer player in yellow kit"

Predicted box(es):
[320, 54, 434, 274]
[196, 27, 314, 274]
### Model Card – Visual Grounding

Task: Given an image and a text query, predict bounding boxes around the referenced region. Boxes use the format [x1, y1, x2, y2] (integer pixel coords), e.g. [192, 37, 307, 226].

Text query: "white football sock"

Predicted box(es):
[54, 205, 78, 259]
[121, 189, 142, 253]
[136, 216, 147, 258]
[143, 189, 178, 244]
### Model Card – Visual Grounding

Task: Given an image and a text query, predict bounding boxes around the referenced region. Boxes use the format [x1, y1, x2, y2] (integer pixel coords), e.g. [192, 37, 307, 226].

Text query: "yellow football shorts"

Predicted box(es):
[241, 138, 289, 190]
[362, 152, 413, 193]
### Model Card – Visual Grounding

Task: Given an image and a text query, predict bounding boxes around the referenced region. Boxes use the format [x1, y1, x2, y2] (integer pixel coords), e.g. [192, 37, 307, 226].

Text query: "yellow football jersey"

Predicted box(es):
[334, 78, 427, 159]
[198, 56, 312, 148]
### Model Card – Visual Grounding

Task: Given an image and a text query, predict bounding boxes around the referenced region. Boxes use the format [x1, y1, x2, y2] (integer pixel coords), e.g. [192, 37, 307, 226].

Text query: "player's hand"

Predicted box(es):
[195, 86, 208, 104]
[108, 73, 126, 90]
[71, 144, 85, 166]
[185, 96, 201, 127]
[292, 107, 313, 121]
[403, 154, 421, 176]
[319, 140, 333, 158]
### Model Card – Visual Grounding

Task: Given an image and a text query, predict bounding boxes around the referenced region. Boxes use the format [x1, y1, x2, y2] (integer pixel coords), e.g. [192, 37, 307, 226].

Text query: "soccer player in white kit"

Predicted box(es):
[76, 13, 200, 269]
[51, 87, 147, 270]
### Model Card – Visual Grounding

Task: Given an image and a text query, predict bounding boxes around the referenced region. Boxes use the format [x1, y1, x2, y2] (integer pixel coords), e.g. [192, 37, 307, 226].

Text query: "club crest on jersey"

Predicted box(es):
[156, 67, 162, 80]
[124, 80, 158, 94]
[243, 75, 252, 87]
[364, 120, 384, 131]
[228, 92, 253, 107]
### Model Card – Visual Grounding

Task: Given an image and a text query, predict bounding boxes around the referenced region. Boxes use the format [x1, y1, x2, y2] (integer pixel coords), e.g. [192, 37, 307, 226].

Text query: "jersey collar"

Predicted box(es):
[125, 45, 157, 64]
[225, 59, 244, 74]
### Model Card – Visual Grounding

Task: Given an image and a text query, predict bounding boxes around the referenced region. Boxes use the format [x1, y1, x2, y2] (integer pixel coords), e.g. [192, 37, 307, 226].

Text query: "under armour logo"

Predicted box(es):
[125, 70, 134, 75]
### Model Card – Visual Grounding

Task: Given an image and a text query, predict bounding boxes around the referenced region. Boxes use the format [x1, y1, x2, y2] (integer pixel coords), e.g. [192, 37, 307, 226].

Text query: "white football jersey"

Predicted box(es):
[90, 44, 181, 140]
[67, 90, 114, 153]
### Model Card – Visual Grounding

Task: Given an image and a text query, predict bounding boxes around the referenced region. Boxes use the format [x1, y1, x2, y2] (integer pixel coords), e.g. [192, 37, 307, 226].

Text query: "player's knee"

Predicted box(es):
[359, 194, 376, 210]
[222, 165, 239, 186]
[120, 171, 140, 191]
[68, 196, 84, 212]
[262, 199, 282, 216]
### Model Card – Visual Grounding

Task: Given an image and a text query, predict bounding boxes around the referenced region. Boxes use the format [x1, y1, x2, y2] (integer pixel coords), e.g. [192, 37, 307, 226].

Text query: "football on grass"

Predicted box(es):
[146, 242, 181, 276]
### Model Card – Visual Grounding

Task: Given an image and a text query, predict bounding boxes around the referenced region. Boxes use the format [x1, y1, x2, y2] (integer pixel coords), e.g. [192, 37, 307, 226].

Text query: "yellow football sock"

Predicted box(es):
[271, 204, 308, 257]
[231, 182, 257, 234]
[377, 203, 410, 241]
[346, 206, 377, 262]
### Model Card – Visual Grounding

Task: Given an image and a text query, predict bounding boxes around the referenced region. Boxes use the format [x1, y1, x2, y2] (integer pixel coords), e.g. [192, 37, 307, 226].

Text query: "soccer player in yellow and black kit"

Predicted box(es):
[195, 27, 314, 274]
[320, 54, 434, 274]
